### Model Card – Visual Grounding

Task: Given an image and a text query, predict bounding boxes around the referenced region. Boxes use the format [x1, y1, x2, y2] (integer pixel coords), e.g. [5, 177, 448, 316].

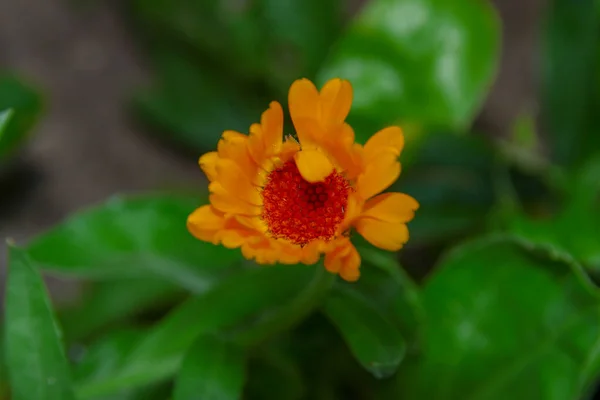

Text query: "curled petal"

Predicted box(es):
[216, 159, 262, 205]
[324, 240, 361, 282]
[364, 126, 405, 164]
[187, 205, 225, 243]
[294, 149, 334, 183]
[354, 218, 410, 251]
[261, 101, 284, 155]
[361, 192, 419, 223]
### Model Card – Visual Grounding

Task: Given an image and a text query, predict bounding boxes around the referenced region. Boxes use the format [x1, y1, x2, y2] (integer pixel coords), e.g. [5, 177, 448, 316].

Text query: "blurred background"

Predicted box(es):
[0, 0, 539, 302]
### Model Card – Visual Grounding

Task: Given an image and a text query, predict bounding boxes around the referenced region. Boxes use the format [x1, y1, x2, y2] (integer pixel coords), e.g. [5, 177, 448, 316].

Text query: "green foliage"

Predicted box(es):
[388, 236, 600, 400]
[0, 75, 43, 161]
[6, 0, 600, 399]
[4, 247, 75, 400]
[318, 0, 500, 140]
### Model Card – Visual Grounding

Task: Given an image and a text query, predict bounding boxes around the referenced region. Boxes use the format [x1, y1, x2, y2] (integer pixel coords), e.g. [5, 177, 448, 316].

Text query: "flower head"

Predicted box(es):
[187, 78, 418, 281]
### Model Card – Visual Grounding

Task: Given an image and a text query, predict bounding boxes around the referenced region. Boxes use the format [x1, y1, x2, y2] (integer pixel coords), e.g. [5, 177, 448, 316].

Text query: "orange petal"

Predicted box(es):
[187, 205, 225, 242]
[289, 78, 320, 125]
[324, 124, 362, 179]
[216, 159, 262, 205]
[354, 218, 410, 251]
[364, 126, 405, 164]
[361, 192, 419, 223]
[218, 131, 256, 180]
[261, 101, 284, 155]
[199, 152, 219, 181]
[356, 153, 401, 199]
[324, 240, 360, 281]
[294, 149, 334, 183]
[319, 78, 353, 127]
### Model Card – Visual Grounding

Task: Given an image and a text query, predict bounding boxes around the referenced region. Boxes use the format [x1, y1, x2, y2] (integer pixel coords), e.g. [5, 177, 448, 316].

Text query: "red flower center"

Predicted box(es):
[261, 160, 351, 245]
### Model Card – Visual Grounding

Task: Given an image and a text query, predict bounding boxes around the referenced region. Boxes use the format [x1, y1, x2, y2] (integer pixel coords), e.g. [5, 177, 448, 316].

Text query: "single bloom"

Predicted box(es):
[187, 78, 418, 281]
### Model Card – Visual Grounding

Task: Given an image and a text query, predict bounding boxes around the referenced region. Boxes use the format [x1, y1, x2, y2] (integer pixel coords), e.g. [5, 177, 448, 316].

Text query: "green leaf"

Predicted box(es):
[508, 156, 600, 270]
[318, 0, 500, 140]
[60, 278, 184, 341]
[4, 246, 75, 400]
[26, 194, 243, 292]
[173, 335, 246, 400]
[350, 247, 424, 349]
[0, 75, 43, 160]
[72, 329, 171, 400]
[0, 109, 14, 141]
[390, 236, 600, 400]
[245, 345, 305, 400]
[323, 287, 407, 379]
[541, 0, 600, 166]
[75, 265, 328, 398]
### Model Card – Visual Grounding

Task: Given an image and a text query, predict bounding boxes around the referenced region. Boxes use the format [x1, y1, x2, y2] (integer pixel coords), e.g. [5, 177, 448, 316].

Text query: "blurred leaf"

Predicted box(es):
[508, 156, 600, 270]
[173, 335, 246, 400]
[26, 194, 243, 292]
[75, 265, 326, 398]
[60, 278, 184, 341]
[394, 132, 495, 244]
[389, 236, 600, 399]
[0, 109, 13, 141]
[541, 0, 600, 166]
[318, 0, 500, 141]
[72, 329, 171, 400]
[349, 246, 424, 350]
[0, 75, 43, 160]
[245, 345, 305, 400]
[133, 50, 266, 152]
[323, 287, 406, 379]
[5, 246, 75, 400]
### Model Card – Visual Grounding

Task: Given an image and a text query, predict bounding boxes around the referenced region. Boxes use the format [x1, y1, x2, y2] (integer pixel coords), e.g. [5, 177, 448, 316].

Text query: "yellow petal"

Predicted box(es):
[216, 159, 262, 205]
[218, 230, 246, 249]
[198, 152, 219, 181]
[324, 240, 360, 281]
[294, 149, 334, 183]
[261, 101, 284, 155]
[354, 218, 409, 251]
[319, 78, 353, 127]
[187, 205, 225, 242]
[289, 78, 320, 124]
[361, 192, 419, 223]
[217, 131, 256, 180]
[364, 126, 405, 164]
[324, 124, 362, 179]
[356, 153, 401, 199]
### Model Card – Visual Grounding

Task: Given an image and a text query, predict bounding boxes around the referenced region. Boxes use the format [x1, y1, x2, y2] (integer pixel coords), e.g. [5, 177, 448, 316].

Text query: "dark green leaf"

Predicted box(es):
[318, 0, 500, 140]
[245, 345, 305, 400]
[390, 236, 600, 400]
[349, 247, 424, 349]
[26, 194, 243, 292]
[0, 75, 43, 159]
[323, 287, 406, 379]
[0, 109, 13, 142]
[60, 278, 184, 341]
[4, 246, 75, 400]
[173, 335, 246, 400]
[75, 265, 325, 397]
[541, 0, 600, 166]
[132, 50, 266, 152]
[394, 132, 495, 244]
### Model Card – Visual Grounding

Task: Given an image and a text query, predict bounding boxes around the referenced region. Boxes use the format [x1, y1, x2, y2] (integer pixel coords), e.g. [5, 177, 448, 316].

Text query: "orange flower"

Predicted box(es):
[187, 78, 418, 281]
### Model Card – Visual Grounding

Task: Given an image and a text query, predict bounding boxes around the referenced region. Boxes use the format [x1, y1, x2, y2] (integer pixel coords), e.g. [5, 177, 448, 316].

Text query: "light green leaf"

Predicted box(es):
[75, 265, 328, 398]
[318, 0, 500, 140]
[26, 194, 243, 292]
[323, 287, 406, 379]
[5, 246, 75, 400]
[173, 335, 246, 400]
[390, 236, 600, 400]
